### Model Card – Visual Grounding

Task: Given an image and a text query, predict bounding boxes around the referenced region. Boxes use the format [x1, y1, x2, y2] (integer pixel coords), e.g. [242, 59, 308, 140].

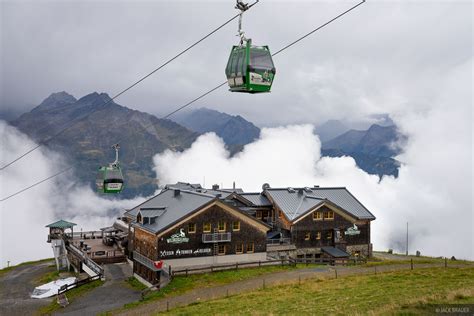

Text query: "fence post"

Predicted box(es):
[169, 265, 172, 278]
[236, 262, 238, 270]
[335, 268, 338, 279]
[445, 257, 447, 268]
[259, 260, 261, 267]
[299, 275, 301, 285]
[374, 266, 377, 275]
[281, 259, 284, 266]
[185, 268, 188, 277]
[166, 301, 169, 311]
[410, 259, 413, 270]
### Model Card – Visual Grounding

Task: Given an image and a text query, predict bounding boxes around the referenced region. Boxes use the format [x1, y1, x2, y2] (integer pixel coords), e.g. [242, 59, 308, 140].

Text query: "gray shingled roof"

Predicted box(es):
[264, 187, 375, 221]
[239, 193, 272, 207]
[126, 189, 215, 233]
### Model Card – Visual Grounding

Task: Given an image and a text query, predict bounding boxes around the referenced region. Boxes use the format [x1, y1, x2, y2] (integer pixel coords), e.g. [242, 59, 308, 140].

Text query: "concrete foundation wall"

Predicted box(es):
[134, 272, 154, 288]
[164, 252, 267, 269]
[346, 244, 372, 257]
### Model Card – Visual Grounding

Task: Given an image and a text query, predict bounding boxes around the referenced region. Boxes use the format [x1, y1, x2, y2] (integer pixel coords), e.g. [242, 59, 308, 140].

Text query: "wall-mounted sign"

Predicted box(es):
[159, 248, 211, 257]
[345, 224, 361, 236]
[166, 228, 190, 244]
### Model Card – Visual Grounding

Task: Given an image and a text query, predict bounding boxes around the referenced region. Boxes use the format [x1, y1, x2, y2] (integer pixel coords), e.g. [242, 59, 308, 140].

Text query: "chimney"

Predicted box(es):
[212, 184, 219, 190]
[174, 189, 181, 197]
[298, 188, 304, 195]
[233, 181, 236, 190]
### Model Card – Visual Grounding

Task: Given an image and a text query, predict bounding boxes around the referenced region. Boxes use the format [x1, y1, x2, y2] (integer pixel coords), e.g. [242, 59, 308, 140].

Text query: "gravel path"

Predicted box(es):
[56, 262, 141, 316]
[0, 260, 55, 316]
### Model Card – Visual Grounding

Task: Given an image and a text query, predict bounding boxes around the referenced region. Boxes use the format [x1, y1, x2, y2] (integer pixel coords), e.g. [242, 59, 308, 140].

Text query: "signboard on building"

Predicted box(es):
[345, 224, 361, 236]
[166, 228, 190, 244]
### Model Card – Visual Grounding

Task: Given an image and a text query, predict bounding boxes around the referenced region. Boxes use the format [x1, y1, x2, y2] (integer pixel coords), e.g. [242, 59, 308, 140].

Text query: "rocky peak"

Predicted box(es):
[35, 91, 76, 111]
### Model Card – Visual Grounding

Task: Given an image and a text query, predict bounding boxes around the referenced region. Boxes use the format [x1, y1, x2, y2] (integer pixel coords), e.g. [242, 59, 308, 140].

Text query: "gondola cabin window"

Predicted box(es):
[188, 223, 196, 234]
[203, 222, 211, 233]
[232, 221, 240, 231]
[313, 211, 322, 221]
[218, 221, 226, 232]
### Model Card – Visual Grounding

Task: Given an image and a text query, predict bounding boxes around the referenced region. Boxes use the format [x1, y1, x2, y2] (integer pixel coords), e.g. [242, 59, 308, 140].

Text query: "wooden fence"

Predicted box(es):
[57, 274, 101, 295]
[171, 258, 296, 277]
[292, 257, 367, 265]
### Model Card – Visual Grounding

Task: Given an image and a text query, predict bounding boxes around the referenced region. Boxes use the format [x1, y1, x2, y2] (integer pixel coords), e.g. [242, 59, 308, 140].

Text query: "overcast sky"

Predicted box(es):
[1, 0, 471, 127]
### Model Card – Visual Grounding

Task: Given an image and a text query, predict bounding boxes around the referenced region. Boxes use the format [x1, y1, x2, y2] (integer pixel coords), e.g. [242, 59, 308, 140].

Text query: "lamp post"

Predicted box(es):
[406, 222, 409, 256]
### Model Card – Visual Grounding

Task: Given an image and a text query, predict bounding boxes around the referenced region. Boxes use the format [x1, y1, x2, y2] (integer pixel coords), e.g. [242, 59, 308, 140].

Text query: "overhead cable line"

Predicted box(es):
[0, 0, 365, 202]
[0, 1, 259, 172]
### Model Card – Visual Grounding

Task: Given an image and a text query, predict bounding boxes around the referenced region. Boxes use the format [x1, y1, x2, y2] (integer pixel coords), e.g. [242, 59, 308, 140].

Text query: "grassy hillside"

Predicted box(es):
[161, 267, 474, 315]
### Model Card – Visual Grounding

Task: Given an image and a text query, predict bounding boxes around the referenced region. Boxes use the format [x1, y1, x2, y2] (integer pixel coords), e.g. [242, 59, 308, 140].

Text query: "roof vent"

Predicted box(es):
[304, 187, 313, 193]
[287, 187, 295, 193]
[212, 184, 219, 190]
[313, 185, 319, 188]
[298, 188, 304, 195]
[174, 189, 181, 197]
[215, 193, 222, 198]
[262, 183, 270, 190]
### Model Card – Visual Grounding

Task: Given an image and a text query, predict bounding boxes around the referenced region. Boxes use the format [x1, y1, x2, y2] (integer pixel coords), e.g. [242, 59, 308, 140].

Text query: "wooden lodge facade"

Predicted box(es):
[125, 182, 375, 285]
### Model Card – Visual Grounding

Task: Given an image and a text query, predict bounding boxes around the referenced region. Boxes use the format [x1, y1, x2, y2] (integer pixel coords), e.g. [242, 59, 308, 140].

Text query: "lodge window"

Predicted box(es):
[256, 211, 262, 219]
[188, 223, 196, 233]
[232, 221, 240, 231]
[278, 210, 282, 218]
[246, 242, 254, 253]
[316, 232, 321, 240]
[203, 223, 211, 233]
[235, 243, 243, 254]
[304, 232, 310, 240]
[218, 244, 226, 255]
[324, 211, 334, 220]
[327, 231, 333, 240]
[218, 221, 226, 232]
[313, 211, 322, 221]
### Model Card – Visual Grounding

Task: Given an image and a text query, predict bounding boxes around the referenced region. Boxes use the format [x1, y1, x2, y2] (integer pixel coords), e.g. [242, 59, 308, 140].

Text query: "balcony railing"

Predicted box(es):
[202, 232, 231, 243]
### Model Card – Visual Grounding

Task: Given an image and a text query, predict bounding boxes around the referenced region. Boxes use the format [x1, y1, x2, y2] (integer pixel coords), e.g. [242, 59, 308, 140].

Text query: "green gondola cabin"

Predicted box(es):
[225, 39, 276, 93]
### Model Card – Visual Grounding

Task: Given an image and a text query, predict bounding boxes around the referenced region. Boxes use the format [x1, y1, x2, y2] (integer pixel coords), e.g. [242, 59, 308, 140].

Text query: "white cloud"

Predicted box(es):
[0, 122, 147, 267]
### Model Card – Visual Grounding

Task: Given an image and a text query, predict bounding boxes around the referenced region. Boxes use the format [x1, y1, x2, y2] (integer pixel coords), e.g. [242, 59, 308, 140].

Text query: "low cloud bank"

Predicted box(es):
[0, 122, 146, 267]
[154, 60, 473, 260]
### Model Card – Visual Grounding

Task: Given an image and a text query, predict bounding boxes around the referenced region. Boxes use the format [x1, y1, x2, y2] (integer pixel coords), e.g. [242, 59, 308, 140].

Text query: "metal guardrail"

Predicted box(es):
[266, 238, 292, 245]
[133, 251, 161, 272]
[202, 232, 231, 243]
[66, 243, 104, 276]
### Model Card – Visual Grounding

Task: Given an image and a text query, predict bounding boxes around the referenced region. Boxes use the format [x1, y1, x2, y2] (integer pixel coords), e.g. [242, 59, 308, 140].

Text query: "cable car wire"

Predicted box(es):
[0, 2, 259, 172]
[0, 167, 73, 202]
[0, 0, 365, 202]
